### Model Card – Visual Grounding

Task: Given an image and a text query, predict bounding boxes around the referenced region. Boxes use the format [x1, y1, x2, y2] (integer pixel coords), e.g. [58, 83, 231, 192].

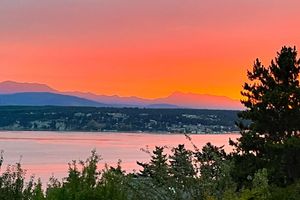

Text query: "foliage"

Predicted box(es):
[195, 143, 235, 199]
[45, 150, 129, 200]
[0, 144, 299, 200]
[231, 46, 300, 186]
[169, 144, 196, 185]
[137, 146, 169, 184]
[0, 152, 45, 200]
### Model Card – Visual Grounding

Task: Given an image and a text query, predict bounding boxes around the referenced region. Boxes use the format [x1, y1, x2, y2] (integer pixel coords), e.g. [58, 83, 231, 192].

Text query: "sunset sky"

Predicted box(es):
[1, 0, 300, 100]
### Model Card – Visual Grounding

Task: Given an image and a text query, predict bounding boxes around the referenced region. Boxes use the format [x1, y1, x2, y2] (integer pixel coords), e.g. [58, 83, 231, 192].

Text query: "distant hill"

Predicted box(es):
[0, 81, 243, 110]
[63, 91, 151, 106]
[153, 91, 243, 110]
[145, 104, 180, 109]
[67, 91, 243, 110]
[0, 81, 57, 94]
[0, 106, 240, 133]
[0, 92, 108, 107]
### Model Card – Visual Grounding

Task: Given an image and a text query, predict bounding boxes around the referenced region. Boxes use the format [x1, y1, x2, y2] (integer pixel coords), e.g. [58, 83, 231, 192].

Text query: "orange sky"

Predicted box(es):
[1, 0, 300, 100]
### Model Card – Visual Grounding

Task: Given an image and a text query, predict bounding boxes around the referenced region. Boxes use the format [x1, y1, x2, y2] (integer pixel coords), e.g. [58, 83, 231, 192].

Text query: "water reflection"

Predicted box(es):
[0, 131, 239, 184]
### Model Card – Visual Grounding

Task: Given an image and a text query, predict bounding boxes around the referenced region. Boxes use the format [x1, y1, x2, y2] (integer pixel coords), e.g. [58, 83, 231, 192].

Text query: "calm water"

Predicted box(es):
[0, 131, 239, 184]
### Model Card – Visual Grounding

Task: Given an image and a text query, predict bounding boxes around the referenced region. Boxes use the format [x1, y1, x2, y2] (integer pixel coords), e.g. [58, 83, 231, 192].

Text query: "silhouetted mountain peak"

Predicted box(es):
[0, 92, 108, 107]
[0, 81, 243, 110]
[158, 91, 242, 110]
[0, 81, 56, 94]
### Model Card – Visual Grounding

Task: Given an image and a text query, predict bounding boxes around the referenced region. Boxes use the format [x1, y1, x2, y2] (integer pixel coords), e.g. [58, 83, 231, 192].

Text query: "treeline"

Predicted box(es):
[0, 143, 299, 200]
[0, 106, 239, 133]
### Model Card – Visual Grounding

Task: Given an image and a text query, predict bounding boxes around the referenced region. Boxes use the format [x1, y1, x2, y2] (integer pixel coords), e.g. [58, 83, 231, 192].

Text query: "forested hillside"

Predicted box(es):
[0, 106, 239, 133]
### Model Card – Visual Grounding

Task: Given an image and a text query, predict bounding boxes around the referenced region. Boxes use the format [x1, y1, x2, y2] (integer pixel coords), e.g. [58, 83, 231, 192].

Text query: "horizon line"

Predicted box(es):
[0, 80, 241, 101]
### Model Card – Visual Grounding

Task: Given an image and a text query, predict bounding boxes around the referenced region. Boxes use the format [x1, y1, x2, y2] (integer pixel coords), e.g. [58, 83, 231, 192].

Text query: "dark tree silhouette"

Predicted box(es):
[137, 146, 169, 184]
[169, 144, 195, 184]
[231, 46, 300, 186]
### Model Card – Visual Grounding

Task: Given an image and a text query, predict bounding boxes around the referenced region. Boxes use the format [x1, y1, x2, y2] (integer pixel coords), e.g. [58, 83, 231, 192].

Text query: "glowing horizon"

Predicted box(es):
[1, 0, 300, 99]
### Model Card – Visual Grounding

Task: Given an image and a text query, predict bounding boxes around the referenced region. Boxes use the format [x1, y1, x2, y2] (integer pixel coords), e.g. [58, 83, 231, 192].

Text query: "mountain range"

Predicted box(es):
[0, 81, 243, 110]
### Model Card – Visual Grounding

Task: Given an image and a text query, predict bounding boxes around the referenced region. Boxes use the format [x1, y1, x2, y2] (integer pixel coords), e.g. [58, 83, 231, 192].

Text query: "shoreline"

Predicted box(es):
[0, 129, 241, 135]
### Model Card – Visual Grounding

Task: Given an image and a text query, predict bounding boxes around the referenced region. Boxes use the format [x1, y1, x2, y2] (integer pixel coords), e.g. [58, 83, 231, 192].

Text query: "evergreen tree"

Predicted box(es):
[137, 146, 169, 184]
[169, 144, 195, 185]
[195, 143, 235, 199]
[231, 46, 300, 186]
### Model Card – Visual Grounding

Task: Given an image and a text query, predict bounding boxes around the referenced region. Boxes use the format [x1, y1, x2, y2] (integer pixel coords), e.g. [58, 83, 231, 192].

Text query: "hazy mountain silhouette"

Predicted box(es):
[0, 92, 108, 107]
[145, 103, 180, 108]
[63, 91, 151, 106]
[0, 81, 243, 109]
[0, 81, 57, 94]
[153, 91, 243, 110]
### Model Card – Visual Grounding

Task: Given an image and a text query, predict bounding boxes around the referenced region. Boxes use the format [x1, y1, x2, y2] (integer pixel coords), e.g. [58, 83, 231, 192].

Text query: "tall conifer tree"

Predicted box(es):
[232, 46, 300, 185]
